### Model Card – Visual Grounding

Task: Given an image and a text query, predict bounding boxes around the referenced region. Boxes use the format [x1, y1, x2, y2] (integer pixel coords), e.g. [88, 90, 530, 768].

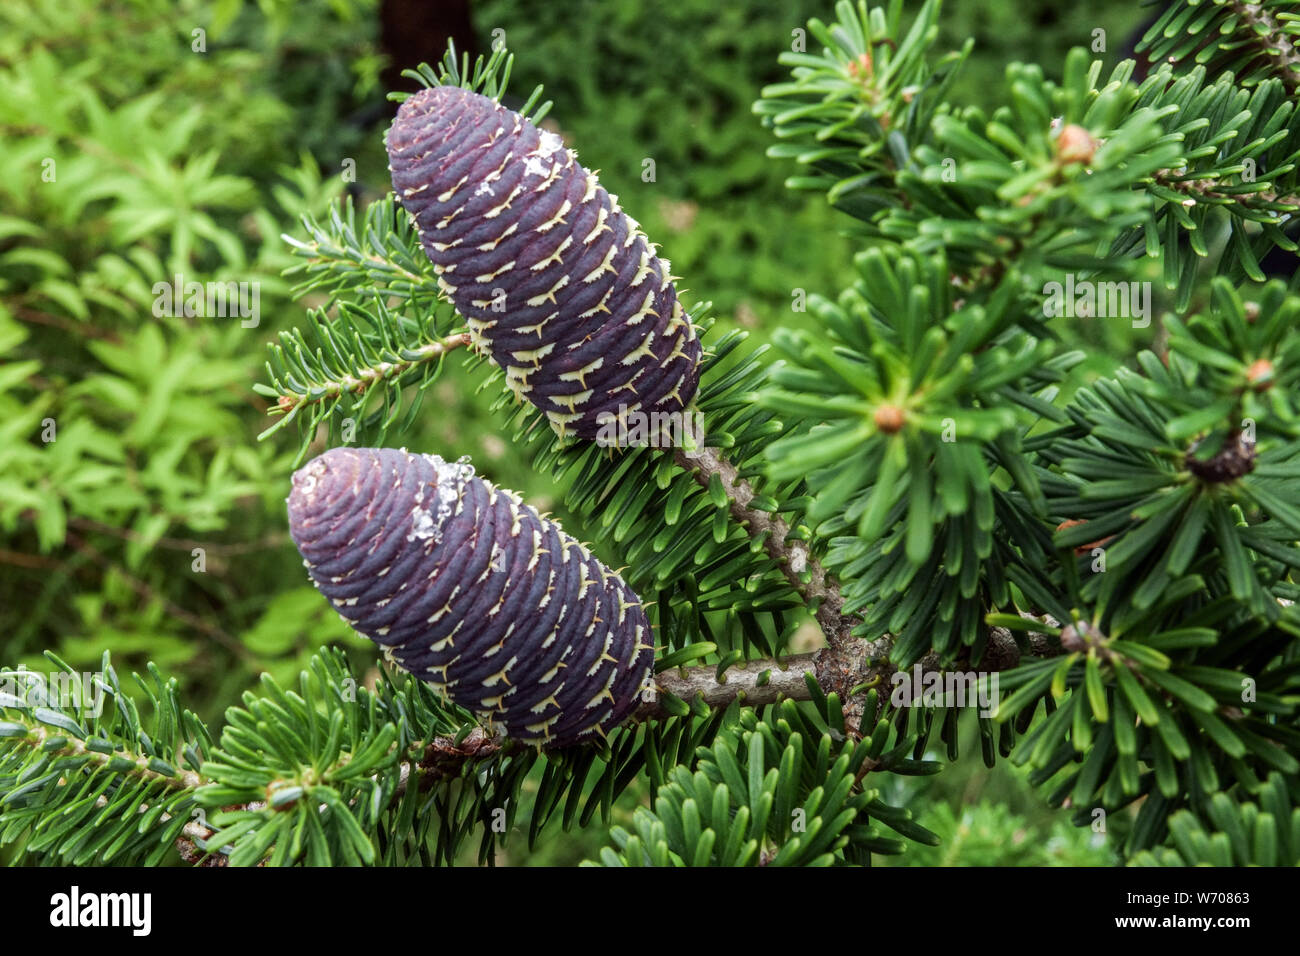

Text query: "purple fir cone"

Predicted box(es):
[288, 446, 654, 748]
[386, 85, 701, 438]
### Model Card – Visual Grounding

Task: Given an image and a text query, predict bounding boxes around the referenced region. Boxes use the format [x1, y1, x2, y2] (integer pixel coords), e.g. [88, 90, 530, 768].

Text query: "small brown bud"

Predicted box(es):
[1056, 518, 1114, 555]
[1246, 358, 1273, 390]
[848, 52, 873, 80]
[1055, 124, 1097, 165]
[874, 404, 905, 433]
[1059, 622, 1101, 652]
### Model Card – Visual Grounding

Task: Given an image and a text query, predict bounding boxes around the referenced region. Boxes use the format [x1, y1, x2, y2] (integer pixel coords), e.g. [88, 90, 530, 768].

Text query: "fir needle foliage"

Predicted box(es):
[5, 0, 1300, 867]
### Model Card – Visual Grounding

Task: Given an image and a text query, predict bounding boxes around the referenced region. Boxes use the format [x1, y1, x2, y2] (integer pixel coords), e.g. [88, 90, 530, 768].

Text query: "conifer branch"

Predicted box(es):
[1234, 0, 1300, 92]
[672, 444, 858, 651]
[270, 330, 471, 412]
[2, 719, 201, 793]
[27, 622, 1052, 867]
[390, 627, 1046, 794]
[389, 653, 824, 800]
[1152, 167, 1300, 215]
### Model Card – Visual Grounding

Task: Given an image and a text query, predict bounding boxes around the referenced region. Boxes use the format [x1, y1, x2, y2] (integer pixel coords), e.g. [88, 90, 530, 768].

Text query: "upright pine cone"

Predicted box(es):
[288, 446, 654, 748]
[386, 84, 701, 438]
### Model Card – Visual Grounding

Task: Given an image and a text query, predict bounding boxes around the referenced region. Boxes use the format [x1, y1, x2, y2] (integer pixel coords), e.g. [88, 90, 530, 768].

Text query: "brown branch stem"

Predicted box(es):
[390, 622, 1056, 800]
[671, 445, 858, 650]
[1232, 0, 1300, 93]
[273, 330, 473, 412]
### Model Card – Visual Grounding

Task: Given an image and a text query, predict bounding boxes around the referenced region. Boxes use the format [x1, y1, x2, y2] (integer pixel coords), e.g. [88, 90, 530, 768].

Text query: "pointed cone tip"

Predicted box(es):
[288, 446, 372, 531]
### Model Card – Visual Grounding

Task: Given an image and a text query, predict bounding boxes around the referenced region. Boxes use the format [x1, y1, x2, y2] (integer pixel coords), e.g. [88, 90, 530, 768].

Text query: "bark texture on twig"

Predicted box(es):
[672, 445, 857, 650]
[1232, 0, 1300, 93]
[392, 620, 1057, 794]
[641, 651, 819, 715]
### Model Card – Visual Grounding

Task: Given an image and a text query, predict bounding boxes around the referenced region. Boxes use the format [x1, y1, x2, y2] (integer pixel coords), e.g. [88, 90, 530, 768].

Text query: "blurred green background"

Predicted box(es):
[0, 0, 1148, 865]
